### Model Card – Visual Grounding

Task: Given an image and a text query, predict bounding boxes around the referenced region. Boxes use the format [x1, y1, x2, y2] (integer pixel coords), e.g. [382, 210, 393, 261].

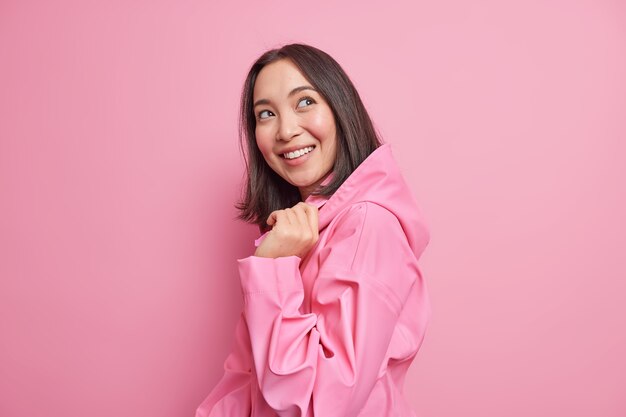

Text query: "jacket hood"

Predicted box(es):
[256, 143, 430, 261]
[315, 143, 430, 260]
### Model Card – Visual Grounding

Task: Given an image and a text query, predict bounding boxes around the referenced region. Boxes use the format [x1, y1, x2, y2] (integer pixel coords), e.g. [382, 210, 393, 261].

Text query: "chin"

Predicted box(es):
[290, 179, 316, 188]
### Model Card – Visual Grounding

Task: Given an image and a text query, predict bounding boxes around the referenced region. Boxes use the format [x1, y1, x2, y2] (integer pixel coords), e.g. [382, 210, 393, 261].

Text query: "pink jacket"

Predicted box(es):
[196, 143, 431, 417]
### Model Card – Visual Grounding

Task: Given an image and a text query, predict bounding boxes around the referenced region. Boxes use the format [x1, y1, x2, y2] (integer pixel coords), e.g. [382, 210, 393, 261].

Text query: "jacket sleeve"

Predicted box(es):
[238, 202, 421, 417]
[195, 312, 253, 417]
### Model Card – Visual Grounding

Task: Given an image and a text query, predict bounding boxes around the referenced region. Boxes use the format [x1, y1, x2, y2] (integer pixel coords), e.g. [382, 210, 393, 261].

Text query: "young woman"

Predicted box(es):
[196, 43, 431, 417]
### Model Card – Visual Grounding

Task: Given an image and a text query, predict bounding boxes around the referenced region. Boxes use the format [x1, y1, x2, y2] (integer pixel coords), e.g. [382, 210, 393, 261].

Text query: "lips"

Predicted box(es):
[279, 145, 316, 158]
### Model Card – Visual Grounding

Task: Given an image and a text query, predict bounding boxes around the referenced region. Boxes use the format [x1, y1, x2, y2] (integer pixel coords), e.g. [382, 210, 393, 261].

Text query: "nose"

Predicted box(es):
[276, 111, 302, 142]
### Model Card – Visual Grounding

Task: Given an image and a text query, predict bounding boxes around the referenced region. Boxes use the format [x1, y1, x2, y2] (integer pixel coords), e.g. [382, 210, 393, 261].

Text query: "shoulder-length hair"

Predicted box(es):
[235, 43, 384, 233]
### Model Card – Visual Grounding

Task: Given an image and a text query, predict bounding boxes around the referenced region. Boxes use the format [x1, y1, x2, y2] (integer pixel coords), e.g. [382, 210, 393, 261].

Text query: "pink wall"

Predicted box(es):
[1, 1, 624, 416]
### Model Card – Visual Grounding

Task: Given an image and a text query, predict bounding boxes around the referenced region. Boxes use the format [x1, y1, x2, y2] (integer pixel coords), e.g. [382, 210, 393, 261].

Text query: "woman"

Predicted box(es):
[196, 43, 431, 417]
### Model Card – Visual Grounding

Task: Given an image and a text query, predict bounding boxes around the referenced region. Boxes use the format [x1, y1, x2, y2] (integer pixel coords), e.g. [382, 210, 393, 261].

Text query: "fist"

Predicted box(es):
[254, 202, 319, 260]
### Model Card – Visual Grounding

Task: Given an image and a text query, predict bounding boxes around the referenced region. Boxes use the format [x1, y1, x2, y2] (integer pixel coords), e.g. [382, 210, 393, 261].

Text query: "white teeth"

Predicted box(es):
[283, 146, 314, 160]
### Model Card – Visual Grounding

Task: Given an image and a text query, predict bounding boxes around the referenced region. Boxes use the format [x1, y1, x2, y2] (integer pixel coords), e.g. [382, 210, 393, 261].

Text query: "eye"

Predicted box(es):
[257, 109, 274, 120]
[297, 96, 315, 108]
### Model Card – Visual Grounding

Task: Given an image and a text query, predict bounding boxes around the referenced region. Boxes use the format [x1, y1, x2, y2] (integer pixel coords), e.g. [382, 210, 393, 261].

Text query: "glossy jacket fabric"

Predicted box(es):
[196, 143, 431, 417]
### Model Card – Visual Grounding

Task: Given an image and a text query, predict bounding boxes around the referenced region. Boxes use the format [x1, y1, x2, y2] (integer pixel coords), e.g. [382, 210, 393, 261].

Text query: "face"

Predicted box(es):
[253, 59, 338, 201]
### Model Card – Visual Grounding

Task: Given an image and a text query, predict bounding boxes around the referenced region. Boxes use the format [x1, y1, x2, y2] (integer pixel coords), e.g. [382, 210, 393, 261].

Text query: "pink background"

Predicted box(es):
[1, 1, 625, 416]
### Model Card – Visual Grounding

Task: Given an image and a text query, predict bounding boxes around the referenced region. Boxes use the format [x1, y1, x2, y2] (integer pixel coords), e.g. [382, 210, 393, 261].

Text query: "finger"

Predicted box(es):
[301, 203, 319, 239]
[266, 210, 278, 226]
[292, 204, 310, 231]
[283, 208, 297, 226]
[294, 202, 318, 239]
[267, 209, 290, 226]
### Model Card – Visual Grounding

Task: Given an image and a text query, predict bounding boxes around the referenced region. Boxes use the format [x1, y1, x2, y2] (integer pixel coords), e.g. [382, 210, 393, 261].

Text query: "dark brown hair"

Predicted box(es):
[234, 43, 384, 233]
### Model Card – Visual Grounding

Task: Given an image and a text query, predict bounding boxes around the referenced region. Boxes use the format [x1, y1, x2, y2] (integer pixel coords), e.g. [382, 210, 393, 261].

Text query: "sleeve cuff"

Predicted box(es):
[237, 255, 303, 295]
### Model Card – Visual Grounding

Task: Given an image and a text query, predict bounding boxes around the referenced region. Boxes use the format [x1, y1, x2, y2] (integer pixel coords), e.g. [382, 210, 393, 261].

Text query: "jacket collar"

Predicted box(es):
[303, 171, 334, 210]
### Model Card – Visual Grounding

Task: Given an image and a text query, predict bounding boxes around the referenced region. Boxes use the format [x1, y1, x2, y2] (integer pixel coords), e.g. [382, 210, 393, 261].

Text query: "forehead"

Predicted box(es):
[253, 59, 309, 100]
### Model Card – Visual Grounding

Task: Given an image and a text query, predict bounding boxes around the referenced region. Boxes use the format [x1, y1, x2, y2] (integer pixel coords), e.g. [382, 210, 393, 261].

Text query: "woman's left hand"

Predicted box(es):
[254, 202, 319, 259]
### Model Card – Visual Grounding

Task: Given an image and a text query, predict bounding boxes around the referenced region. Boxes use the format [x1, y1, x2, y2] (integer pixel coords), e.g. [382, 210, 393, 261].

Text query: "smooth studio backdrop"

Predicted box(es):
[1, 1, 624, 416]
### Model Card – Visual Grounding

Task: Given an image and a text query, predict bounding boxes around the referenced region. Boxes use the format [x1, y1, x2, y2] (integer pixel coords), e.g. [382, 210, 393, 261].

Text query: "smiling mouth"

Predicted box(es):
[280, 145, 316, 159]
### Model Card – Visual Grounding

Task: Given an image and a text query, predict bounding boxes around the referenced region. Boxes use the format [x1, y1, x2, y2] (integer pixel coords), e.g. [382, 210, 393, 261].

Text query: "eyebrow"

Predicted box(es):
[253, 85, 317, 108]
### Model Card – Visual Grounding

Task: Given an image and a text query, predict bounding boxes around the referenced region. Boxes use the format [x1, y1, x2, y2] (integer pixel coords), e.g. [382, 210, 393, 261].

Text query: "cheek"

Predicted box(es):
[308, 110, 336, 141]
[255, 128, 273, 156]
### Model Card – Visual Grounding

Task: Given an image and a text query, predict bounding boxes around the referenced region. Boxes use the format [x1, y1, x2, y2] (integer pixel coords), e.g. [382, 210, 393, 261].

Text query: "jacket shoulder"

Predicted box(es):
[317, 201, 418, 313]
[321, 201, 413, 272]
[329, 201, 403, 232]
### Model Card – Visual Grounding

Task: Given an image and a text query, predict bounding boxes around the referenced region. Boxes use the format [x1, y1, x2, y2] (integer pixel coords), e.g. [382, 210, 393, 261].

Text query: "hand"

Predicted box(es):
[254, 202, 319, 259]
